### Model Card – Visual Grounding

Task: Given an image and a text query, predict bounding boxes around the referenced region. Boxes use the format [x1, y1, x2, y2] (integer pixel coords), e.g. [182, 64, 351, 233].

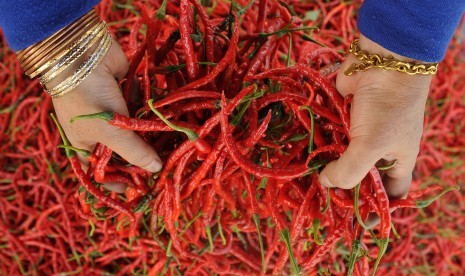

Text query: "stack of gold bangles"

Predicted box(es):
[16, 9, 112, 98]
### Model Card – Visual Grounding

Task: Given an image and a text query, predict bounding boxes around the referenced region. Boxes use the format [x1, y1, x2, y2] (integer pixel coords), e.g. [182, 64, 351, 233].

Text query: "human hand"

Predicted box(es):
[52, 39, 162, 189]
[319, 35, 433, 202]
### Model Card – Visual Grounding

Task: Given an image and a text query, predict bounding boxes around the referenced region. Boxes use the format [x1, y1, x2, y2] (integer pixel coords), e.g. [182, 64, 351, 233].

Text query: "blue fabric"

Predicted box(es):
[0, 1, 464, 60]
[358, 0, 465, 62]
[0, 0, 101, 51]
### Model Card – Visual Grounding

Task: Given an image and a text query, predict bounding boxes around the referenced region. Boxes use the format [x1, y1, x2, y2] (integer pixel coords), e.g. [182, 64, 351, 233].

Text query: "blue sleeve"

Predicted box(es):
[0, 0, 101, 51]
[358, 0, 465, 62]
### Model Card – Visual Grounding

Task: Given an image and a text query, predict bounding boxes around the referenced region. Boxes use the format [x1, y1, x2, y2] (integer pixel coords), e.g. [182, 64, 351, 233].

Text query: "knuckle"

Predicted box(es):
[326, 170, 355, 189]
[335, 73, 352, 96]
[127, 148, 153, 167]
[103, 125, 129, 139]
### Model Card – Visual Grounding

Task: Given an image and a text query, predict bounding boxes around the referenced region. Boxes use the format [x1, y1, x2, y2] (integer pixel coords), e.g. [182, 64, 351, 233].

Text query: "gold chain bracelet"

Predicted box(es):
[344, 39, 438, 76]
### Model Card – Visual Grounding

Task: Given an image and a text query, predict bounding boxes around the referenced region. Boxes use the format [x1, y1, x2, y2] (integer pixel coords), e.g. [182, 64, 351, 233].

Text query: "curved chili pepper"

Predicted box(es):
[301, 210, 350, 269]
[253, 66, 350, 133]
[93, 146, 112, 183]
[368, 167, 391, 276]
[177, 15, 239, 92]
[220, 94, 309, 180]
[179, 0, 198, 81]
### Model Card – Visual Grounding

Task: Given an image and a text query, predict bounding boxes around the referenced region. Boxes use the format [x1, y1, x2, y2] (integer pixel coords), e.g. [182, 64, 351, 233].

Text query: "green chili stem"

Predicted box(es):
[166, 240, 173, 257]
[88, 219, 96, 238]
[372, 239, 388, 276]
[51, 113, 73, 157]
[70, 111, 114, 123]
[180, 212, 203, 235]
[133, 193, 154, 213]
[258, 26, 318, 38]
[368, 229, 379, 245]
[347, 239, 362, 276]
[415, 186, 459, 208]
[57, 145, 91, 157]
[232, 224, 247, 248]
[237, 0, 255, 17]
[253, 214, 266, 273]
[376, 160, 397, 171]
[217, 217, 227, 246]
[321, 187, 331, 213]
[155, 0, 169, 19]
[205, 226, 214, 252]
[286, 33, 293, 67]
[312, 219, 324, 245]
[279, 229, 301, 275]
[391, 222, 400, 239]
[299, 106, 314, 153]
[148, 99, 199, 141]
[354, 183, 370, 230]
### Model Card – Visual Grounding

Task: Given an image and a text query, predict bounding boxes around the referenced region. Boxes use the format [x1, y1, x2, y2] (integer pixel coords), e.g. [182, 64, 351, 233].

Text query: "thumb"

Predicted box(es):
[101, 129, 163, 173]
[319, 139, 383, 189]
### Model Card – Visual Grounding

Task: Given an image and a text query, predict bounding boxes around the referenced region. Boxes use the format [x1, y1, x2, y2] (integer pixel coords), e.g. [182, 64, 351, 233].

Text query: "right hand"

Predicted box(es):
[319, 35, 432, 201]
[52, 39, 162, 187]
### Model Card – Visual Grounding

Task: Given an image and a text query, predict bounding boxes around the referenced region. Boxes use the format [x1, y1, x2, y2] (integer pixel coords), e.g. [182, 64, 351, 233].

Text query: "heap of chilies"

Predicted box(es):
[0, 0, 463, 275]
[54, 0, 459, 275]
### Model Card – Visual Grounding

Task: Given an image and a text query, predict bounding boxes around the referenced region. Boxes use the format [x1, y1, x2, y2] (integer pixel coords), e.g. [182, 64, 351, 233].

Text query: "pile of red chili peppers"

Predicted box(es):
[1, 1, 464, 275]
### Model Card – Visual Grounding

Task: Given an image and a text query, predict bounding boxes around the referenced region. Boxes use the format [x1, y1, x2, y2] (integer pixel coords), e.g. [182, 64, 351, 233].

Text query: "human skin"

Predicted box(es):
[51, 39, 162, 192]
[319, 34, 433, 203]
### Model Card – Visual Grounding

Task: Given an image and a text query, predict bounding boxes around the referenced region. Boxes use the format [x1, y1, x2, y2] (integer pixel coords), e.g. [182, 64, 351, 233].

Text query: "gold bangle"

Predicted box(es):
[38, 22, 107, 84]
[46, 31, 112, 98]
[23, 14, 99, 75]
[19, 11, 97, 72]
[344, 39, 438, 76]
[16, 10, 96, 61]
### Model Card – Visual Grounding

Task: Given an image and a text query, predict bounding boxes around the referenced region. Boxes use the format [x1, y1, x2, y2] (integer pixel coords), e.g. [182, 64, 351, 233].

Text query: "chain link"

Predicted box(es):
[344, 39, 438, 76]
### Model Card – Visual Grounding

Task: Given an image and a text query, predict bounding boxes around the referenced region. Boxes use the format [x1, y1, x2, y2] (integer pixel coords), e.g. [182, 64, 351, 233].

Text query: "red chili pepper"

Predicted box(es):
[301, 210, 350, 269]
[220, 94, 309, 180]
[254, 66, 350, 133]
[176, 15, 239, 92]
[368, 167, 391, 275]
[94, 146, 112, 183]
[123, 41, 146, 102]
[179, 0, 198, 81]
[181, 140, 224, 199]
[70, 156, 135, 224]
[213, 151, 236, 211]
[188, 0, 214, 65]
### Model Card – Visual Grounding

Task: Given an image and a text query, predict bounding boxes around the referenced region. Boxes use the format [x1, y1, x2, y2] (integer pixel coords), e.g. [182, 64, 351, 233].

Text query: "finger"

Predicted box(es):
[70, 141, 94, 172]
[335, 57, 359, 97]
[319, 138, 384, 189]
[103, 182, 127, 193]
[103, 40, 129, 80]
[365, 213, 380, 229]
[361, 157, 414, 228]
[382, 158, 415, 199]
[101, 129, 163, 173]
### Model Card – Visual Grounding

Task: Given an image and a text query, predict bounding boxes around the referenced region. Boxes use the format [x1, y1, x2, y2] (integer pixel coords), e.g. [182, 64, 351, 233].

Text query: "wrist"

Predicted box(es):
[358, 35, 419, 63]
[345, 35, 438, 77]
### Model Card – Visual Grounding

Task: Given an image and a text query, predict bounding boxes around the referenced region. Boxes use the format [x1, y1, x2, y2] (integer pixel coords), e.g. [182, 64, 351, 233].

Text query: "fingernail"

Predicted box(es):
[148, 159, 163, 173]
[320, 174, 334, 188]
[103, 182, 127, 193]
